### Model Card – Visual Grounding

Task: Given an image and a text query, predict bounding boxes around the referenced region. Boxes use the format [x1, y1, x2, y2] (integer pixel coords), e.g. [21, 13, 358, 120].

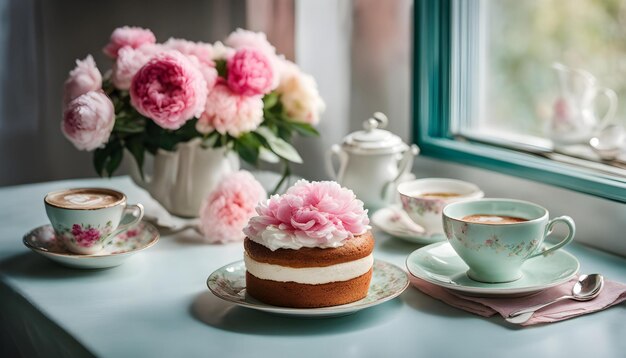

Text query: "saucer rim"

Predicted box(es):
[23, 222, 160, 259]
[405, 241, 580, 295]
[206, 259, 410, 316]
[371, 206, 444, 244]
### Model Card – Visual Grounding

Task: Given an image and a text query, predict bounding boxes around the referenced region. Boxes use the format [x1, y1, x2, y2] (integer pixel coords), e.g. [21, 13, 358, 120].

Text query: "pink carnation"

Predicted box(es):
[103, 26, 156, 59]
[196, 82, 263, 137]
[199, 171, 267, 244]
[227, 48, 274, 96]
[243, 180, 370, 251]
[130, 52, 207, 130]
[62, 91, 115, 151]
[112, 44, 162, 90]
[164, 38, 218, 90]
[63, 55, 102, 105]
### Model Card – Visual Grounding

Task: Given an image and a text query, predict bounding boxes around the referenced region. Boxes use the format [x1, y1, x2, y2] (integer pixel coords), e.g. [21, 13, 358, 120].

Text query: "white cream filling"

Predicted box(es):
[244, 252, 374, 285]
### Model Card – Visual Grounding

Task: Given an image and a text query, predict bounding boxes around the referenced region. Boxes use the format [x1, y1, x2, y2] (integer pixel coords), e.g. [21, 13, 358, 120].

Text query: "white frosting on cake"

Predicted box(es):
[244, 252, 373, 285]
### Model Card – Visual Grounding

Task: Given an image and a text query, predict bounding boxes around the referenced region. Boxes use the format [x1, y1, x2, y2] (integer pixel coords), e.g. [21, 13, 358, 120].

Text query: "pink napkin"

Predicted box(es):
[410, 275, 626, 325]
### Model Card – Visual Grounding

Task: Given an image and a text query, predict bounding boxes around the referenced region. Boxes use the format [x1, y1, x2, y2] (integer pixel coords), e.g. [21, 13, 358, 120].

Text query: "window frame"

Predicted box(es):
[413, 0, 626, 203]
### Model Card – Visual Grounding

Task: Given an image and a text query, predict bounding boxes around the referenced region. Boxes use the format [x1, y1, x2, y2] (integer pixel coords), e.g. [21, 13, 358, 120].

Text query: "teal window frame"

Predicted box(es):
[413, 0, 626, 203]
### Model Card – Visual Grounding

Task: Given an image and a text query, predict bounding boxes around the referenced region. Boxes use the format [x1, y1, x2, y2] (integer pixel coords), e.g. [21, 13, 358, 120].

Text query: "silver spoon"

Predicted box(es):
[505, 274, 604, 324]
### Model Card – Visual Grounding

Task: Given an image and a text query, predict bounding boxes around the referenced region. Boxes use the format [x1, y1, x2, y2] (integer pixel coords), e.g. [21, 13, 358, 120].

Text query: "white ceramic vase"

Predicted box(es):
[129, 138, 239, 218]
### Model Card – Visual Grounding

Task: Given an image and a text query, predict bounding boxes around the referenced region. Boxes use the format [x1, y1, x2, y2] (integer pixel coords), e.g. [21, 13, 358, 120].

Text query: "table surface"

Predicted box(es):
[1, 176, 625, 358]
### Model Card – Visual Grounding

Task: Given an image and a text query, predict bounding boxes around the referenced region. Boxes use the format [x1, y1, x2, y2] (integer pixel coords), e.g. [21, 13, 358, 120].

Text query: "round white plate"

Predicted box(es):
[23, 222, 159, 269]
[406, 241, 579, 297]
[207, 259, 409, 318]
[371, 206, 444, 245]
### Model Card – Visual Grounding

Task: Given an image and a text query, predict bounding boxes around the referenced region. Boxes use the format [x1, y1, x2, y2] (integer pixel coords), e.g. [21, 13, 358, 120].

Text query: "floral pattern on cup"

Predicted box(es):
[445, 219, 539, 257]
[400, 195, 445, 216]
[57, 221, 113, 247]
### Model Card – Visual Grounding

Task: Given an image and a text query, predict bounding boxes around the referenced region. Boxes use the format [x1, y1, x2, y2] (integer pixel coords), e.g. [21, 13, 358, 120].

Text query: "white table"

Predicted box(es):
[1, 176, 625, 358]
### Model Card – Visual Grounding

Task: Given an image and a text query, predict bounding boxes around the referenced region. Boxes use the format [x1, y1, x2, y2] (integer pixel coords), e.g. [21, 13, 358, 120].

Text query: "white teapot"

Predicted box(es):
[325, 113, 419, 210]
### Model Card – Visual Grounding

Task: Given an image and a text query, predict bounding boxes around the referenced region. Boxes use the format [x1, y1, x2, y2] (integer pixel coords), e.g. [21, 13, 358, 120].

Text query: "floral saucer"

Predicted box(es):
[406, 241, 579, 297]
[23, 221, 159, 269]
[207, 259, 409, 318]
[371, 205, 445, 245]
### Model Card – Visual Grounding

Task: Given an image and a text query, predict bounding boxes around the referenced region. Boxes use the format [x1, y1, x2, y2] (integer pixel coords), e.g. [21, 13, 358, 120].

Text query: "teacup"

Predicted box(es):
[442, 198, 575, 283]
[397, 178, 484, 237]
[44, 188, 144, 254]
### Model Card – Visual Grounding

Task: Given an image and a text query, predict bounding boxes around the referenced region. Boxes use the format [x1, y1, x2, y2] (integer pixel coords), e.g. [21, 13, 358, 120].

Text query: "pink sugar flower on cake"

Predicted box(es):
[130, 52, 208, 130]
[227, 48, 275, 96]
[63, 55, 102, 105]
[199, 171, 267, 244]
[62, 91, 115, 151]
[103, 26, 156, 59]
[196, 81, 264, 137]
[243, 180, 370, 251]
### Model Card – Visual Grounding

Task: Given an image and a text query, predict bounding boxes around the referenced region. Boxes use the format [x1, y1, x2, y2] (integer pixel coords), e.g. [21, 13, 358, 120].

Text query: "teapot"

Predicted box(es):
[549, 63, 618, 145]
[325, 112, 419, 210]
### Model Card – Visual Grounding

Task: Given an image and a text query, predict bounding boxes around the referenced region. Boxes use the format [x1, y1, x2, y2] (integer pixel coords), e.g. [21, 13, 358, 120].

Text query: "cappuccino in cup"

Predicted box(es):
[45, 188, 124, 209]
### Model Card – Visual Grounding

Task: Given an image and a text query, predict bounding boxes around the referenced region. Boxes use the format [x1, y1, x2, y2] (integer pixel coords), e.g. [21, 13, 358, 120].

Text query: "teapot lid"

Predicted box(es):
[342, 112, 407, 154]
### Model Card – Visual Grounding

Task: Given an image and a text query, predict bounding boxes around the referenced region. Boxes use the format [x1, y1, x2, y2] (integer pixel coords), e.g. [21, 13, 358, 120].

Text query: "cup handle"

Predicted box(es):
[526, 216, 575, 259]
[325, 145, 345, 180]
[594, 87, 618, 131]
[108, 204, 145, 238]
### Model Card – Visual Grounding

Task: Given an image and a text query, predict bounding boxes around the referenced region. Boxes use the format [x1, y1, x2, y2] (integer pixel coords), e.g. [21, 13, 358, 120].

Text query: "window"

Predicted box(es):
[414, 0, 626, 202]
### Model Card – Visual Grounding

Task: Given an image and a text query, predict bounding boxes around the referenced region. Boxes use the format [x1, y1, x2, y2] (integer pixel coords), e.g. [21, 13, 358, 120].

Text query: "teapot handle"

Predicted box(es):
[325, 145, 347, 180]
[594, 87, 618, 131]
[380, 144, 419, 201]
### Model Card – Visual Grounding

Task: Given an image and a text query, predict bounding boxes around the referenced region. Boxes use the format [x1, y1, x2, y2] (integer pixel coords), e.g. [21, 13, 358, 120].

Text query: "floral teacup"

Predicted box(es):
[44, 188, 144, 254]
[442, 198, 575, 283]
[397, 178, 484, 238]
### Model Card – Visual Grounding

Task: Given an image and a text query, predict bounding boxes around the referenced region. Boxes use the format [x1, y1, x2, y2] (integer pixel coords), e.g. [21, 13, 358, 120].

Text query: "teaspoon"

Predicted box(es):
[505, 274, 604, 324]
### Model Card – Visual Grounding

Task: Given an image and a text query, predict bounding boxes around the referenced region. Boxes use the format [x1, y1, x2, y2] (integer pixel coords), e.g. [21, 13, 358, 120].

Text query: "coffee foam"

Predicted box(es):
[461, 214, 528, 225]
[45, 188, 124, 209]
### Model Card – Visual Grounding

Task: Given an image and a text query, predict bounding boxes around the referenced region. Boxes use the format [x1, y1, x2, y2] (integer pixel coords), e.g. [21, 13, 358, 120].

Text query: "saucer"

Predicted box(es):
[23, 221, 159, 269]
[406, 241, 579, 297]
[371, 206, 444, 245]
[207, 259, 409, 318]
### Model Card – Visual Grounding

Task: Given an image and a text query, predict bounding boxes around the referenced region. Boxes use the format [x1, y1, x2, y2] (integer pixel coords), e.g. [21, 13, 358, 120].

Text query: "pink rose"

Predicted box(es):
[227, 48, 274, 96]
[62, 91, 115, 151]
[276, 59, 325, 125]
[199, 171, 267, 243]
[243, 180, 370, 251]
[211, 41, 236, 60]
[196, 82, 263, 137]
[164, 38, 218, 90]
[112, 44, 162, 90]
[63, 55, 102, 105]
[130, 52, 208, 130]
[103, 26, 156, 59]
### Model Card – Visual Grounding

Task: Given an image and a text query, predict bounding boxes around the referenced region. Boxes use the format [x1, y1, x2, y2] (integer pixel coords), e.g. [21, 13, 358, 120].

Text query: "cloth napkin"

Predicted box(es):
[410, 275, 626, 326]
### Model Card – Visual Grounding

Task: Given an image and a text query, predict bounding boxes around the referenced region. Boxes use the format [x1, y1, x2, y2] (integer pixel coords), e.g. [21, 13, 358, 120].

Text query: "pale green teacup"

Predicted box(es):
[44, 188, 144, 255]
[442, 198, 575, 283]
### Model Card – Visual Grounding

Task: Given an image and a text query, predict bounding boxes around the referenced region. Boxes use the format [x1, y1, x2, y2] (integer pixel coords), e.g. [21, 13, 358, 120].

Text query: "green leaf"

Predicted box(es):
[125, 135, 145, 180]
[105, 144, 123, 177]
[93, 147, 110, 177]
[235, 141, 259, 165]
[215, 59, 227, 77]
[263, 92, 279, 110]
[254, 127, 303, 163]
[258, 147, 280, 163]
[290, 122, 320, 137]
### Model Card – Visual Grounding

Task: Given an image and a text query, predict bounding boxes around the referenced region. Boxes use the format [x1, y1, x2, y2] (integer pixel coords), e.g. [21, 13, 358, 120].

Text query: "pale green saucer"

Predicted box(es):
[207, 259, 409, 318]
[406, 241, 579, 297]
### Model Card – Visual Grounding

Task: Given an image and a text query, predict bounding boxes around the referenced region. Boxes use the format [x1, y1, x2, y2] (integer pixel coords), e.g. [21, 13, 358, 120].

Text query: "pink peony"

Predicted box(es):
[224, 29, 279, 89]
[164, 38, 218, 90]
[276, 59, 325, 125]
[130, 52, 208, 130]
[63, 55, 102, 105]
[199, 171, 267, 243]
[227, 48, 274, 96]
[243, 180, 370, 251]
[103, 26, 156, 59]
[196, 81, 263, 137]
[211, 41, 236, 60]
[225, 28, 276, 56]
[62, 91, 115, 151]
[112, 44, 163, 90]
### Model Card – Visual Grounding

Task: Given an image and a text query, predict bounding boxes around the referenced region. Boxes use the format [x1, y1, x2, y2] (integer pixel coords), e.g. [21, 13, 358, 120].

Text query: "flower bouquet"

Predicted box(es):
[61, 27, 325, 196]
